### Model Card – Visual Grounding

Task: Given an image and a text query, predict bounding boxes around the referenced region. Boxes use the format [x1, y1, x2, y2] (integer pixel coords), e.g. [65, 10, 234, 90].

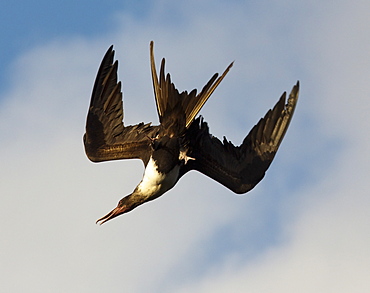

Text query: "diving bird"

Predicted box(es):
[84, 41, 299, 224]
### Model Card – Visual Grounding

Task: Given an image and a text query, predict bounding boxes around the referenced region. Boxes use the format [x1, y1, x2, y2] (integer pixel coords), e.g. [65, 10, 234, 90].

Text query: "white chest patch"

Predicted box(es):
[137, 157, 180, 199]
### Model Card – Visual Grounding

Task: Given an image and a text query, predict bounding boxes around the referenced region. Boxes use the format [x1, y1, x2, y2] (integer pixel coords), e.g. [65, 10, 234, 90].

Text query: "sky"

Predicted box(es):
[1, 0, 370, 292]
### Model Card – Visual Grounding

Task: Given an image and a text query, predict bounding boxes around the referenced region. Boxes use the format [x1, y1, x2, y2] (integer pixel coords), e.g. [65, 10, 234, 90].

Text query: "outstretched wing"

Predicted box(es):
[150, 41, 233, 130]
[84, 46, 160, 164]
[182, 82, 299, 193]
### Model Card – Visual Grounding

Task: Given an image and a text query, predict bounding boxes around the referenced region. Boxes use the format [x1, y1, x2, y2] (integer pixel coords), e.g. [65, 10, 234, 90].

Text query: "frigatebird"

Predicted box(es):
[84, 41, 299, 224]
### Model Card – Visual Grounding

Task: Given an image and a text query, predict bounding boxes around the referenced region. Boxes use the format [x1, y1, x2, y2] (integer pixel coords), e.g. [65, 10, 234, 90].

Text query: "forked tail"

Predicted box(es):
[150, 41, 233, 133]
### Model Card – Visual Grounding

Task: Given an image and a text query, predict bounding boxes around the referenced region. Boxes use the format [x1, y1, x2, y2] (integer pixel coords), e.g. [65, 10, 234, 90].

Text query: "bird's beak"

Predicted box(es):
[96, 205, 127, 225]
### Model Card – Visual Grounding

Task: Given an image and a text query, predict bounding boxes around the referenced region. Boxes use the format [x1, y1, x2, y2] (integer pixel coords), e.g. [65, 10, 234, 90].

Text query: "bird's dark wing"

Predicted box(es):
[181, 82, 299, 194]
[150, 41, 233, 130]
[84, 46, 160, 164]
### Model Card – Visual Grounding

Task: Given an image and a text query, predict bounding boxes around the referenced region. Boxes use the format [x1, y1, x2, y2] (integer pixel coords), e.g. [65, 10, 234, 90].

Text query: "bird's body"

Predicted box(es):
[84, 41, 299, 224]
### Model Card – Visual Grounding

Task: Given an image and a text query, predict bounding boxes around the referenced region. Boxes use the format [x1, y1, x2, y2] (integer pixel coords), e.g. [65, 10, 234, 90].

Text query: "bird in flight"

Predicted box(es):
[84, 41, 299, 224]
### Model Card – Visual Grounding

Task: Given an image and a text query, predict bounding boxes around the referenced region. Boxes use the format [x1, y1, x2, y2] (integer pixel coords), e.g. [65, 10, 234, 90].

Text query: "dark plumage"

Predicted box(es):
[84, 41, 299, 224]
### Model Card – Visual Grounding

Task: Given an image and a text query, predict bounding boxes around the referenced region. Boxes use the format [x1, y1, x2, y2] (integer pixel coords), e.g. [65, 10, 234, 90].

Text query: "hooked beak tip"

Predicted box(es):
[95, 218, 107, 225]
[95, 215, 110, 225]
[95, 205, 127, 225]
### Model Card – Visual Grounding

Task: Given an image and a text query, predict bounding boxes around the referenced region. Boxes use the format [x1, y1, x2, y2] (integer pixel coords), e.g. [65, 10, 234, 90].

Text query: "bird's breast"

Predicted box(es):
[137, 157, 180, 199]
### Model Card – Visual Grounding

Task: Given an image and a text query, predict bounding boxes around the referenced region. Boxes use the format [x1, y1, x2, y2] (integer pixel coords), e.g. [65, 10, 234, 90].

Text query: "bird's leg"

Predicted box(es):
[179, 150, 195, 164]
[146, 135, 156, 142]
[146, 134, 160, 150]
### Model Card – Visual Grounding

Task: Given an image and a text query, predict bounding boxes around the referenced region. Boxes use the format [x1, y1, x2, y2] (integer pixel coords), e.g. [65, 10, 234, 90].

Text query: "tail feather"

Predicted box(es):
[150, 41, 233, 132]
[184, 61, 233, 128]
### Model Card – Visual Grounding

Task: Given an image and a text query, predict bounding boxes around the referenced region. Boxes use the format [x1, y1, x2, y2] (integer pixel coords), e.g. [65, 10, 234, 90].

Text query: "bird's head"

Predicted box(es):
[96, 193, 141, 225]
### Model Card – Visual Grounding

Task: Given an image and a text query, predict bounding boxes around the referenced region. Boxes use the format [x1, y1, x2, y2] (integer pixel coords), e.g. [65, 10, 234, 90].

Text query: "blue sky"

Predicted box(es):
[1, 0, 370, 292]
[1, 1, 140, 91]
